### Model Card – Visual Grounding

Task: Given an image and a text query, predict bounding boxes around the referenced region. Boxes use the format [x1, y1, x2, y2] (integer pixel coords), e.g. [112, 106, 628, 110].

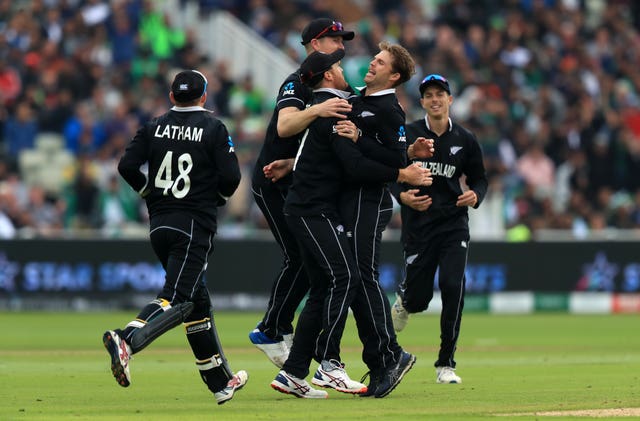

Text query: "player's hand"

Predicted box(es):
[456, 190, 478, 207]
[400, 189, 432, 211]
[314, 97, 352, 119]
[263, 158, 294, 182]
[397, 163, 432, 186]
[335, 120, 359, 142]
[409, 137, 435, 159]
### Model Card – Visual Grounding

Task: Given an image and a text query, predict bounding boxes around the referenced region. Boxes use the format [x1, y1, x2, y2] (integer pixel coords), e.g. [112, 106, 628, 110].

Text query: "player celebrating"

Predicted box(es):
[102, 70, 247, 405]
[391, 73, 488, 384]
[270, 50, 432, 399]
[336, 41, 430, 397]
[391, 75, 488, 383]
[249, 18, 355, 367]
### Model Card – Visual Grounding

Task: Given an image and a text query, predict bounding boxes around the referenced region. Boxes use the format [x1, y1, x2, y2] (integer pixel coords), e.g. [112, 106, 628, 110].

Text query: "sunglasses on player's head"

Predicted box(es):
[313, 21, 344, 41]
[421, 74, 448, 84]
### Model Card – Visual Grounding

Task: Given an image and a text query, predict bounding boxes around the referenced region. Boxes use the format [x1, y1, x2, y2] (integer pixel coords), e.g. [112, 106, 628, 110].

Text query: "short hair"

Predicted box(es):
[379, 41, 415, 87]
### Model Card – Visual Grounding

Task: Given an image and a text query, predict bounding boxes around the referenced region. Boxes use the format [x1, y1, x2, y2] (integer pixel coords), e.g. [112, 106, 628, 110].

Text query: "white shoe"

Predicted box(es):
[436, 366, 461, 384]
[311, 359, 367, 394]
[214, 370, 249, 404]
[248, 328, 289, 368]
[271, 370, 328, 398]
[102, 330, 132, 387]
[391, 295, 409, 332]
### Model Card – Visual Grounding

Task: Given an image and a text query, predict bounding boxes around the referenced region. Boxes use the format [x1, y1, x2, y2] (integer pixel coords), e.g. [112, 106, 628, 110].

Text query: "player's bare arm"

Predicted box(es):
[277, 98, 352, 138]
[400, 189, 432, 211]
[397, 163, 432, 186]
[263, 158, 294, 183]
[456, 190, 478, 207]
[408, 137, 434, 159]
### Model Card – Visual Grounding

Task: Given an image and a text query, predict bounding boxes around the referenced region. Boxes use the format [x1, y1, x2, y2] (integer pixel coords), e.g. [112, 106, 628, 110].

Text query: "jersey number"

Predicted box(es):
[155, 151, 193, 198]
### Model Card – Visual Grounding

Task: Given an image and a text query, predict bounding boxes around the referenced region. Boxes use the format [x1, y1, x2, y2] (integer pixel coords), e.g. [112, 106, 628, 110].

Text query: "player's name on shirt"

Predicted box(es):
[154, 125, 203, 142]
[419, 161, 456, 178]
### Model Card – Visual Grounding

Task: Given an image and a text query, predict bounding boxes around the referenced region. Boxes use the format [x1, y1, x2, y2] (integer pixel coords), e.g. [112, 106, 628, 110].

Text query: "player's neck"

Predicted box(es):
[427, 114, 449, 136]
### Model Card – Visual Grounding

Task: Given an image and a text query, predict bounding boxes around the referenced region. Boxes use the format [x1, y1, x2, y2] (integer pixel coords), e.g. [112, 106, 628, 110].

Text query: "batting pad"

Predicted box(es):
[129, 301, 194, 353]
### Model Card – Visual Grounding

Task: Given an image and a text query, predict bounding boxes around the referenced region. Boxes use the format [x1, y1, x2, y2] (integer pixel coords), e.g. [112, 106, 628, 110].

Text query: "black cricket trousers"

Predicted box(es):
[341, 186, 403, 370]
[282, 213, 361, 379]
[252, 184, 309, 338]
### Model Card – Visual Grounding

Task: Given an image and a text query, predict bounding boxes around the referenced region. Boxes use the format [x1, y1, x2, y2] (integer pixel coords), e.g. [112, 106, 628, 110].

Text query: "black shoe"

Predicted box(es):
[359, 369, 382, 397]
[374, 351, 416, 398]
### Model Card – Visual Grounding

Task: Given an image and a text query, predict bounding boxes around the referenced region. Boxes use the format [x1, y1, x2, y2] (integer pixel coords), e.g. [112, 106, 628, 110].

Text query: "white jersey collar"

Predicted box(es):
[356, 86, 396, 97]
[171, 105, 208, 112]
[313, 87, 354, 99]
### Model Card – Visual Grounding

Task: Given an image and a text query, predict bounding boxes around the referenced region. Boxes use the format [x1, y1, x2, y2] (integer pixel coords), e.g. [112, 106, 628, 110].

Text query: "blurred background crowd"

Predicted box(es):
[1, 0, 640, 240]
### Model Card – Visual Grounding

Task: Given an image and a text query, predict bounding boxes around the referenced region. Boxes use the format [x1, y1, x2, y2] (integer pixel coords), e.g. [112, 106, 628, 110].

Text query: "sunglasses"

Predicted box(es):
[313, 21, 344, 41]
[421, 74, 448, 84]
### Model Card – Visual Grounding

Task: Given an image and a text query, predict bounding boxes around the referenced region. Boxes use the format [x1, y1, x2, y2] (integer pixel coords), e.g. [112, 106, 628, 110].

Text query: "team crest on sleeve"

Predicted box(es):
[397, 125, 406, 142]
[227, 135, 235, 152]
[282, 82, 295, 96]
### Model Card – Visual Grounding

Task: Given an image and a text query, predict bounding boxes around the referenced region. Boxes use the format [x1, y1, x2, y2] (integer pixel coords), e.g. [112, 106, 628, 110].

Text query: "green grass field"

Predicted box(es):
[1, 311, 639, 420]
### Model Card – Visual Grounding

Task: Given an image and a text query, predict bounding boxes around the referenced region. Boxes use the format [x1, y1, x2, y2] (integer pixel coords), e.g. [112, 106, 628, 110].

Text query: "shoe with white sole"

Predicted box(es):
[271, 370, 328, 398]
[102, 329, 132, 387]
[436, 366, 461, 384]
[249, 328, 289, 368]
[214, 370, 248, 404]
[391, 294, 409, 332]
[375, 351, 416, 398]
[311, 359, 367, 394]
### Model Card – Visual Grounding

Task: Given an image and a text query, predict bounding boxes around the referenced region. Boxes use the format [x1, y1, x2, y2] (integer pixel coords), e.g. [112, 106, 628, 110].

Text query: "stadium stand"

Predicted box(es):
[1, 0, 640, 240]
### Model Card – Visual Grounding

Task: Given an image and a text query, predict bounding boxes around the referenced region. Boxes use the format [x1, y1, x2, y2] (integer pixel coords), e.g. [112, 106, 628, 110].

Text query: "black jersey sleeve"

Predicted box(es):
[276, 73, 308, 112]
[118, 121, 153, 196]
[464, 132, 488, 208]
[212, 124, 241, 205]
[329, 125, 399, 183]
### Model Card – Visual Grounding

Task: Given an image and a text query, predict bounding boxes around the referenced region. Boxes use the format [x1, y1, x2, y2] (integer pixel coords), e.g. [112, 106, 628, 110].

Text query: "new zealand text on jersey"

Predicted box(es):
[154, 125, 203, 142]
[420, 161, 456, 178]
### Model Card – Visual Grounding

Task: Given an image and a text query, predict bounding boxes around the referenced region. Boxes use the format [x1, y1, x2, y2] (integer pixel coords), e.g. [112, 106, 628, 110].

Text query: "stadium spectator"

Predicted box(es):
[2, 0, 640, 238]
[3, 100, 38, 159]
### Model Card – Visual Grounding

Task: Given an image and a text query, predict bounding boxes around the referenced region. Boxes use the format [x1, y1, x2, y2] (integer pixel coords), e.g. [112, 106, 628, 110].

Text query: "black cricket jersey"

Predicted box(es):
[252, 70, 312, 191]
[284, 89, 399, 217]
[118, 105, 241, 232]
[349, 87, 407, 174]
[397, 117, 488, 243]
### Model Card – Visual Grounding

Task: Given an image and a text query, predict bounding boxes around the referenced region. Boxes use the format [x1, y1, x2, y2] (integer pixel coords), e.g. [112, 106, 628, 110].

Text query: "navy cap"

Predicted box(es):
[171, 70, 208, 103]
[300, 49, 345, 86]
[419, 74, 451, 95]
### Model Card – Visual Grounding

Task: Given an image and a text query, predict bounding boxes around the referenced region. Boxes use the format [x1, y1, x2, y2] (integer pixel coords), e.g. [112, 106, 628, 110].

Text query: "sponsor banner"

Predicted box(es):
[612, 293, 640, 313]
[534, 293, 570, 312]
[489, 292, 534, 314]
[569, 292, 612, 314]
[1, 240, 640, 298]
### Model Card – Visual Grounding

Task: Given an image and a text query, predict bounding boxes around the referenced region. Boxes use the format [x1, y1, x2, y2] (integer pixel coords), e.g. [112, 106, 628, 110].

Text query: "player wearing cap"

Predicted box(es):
[102, 70, 248, 405]
[390, 74, 488, 384]
[269, 50, 431, 399]
[249, 18, 356, 367]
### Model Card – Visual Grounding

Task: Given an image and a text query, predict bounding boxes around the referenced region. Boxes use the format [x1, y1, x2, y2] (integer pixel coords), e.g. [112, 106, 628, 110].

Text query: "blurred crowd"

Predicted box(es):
[2, 0, 640, 240]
